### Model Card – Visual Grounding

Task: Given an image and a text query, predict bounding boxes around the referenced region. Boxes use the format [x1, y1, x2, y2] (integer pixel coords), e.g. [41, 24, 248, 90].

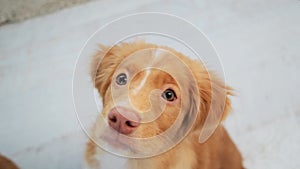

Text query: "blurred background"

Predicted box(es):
[0, 0, 299, 169]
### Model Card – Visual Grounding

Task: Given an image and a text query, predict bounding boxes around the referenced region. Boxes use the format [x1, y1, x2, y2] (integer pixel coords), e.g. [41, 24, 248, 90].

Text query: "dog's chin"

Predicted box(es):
[98, 128, 140, 155]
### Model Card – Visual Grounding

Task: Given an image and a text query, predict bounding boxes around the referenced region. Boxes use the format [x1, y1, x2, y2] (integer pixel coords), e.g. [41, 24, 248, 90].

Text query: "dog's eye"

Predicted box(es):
[116, 73, 127, 85]
[162, 89, 177, 102]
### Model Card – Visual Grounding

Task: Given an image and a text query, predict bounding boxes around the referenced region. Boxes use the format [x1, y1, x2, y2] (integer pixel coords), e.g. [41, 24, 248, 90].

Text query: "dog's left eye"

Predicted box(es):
[162, 89, 177, 102]
[116, 73, 127, 85]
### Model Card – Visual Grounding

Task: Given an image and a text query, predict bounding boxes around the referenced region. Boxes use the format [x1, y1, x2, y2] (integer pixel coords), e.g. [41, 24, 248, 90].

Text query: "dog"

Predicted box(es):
[85, 41, 244, 169]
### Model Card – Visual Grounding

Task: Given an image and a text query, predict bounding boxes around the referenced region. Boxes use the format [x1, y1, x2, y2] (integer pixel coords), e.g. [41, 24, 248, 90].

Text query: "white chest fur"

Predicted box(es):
[96, 152, 128, 169]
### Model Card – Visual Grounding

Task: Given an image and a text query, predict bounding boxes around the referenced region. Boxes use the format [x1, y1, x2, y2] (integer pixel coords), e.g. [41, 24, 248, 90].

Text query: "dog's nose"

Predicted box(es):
[108, 107, 140, 135]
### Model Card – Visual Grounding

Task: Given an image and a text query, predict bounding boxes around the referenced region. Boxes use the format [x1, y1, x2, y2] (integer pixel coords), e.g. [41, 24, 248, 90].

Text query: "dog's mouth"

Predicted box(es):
[99, 129, 139, 153]
[96, 123, 181, 157]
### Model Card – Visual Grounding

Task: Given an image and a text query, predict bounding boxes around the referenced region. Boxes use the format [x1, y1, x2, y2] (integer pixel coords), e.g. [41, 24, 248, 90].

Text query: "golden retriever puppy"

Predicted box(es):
[85, 41, 244, 169]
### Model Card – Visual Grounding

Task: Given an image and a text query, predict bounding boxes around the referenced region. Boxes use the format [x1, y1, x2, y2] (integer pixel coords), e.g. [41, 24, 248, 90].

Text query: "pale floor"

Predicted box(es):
[0, 0, 299, 169]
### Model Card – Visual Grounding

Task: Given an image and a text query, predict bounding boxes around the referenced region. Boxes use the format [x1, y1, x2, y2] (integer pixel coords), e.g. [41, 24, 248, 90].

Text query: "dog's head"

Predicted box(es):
[90, 41, 232, 156]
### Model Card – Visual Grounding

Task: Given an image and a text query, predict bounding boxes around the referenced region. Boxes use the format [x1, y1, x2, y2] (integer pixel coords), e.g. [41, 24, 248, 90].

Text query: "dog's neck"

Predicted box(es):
[95, 149, 128, 169]
[92, 132, 198, 169]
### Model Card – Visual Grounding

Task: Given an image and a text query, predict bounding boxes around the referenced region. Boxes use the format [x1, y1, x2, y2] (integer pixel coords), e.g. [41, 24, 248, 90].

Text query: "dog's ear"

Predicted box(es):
[189, 61, 233, 142]
[198, 72, 232, 124]
[90, 45, 120, 98]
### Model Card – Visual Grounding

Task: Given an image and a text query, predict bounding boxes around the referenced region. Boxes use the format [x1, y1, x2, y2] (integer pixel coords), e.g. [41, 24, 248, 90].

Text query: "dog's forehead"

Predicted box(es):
[130, 68, 176, 87]
[118, 48, 181, 74]
[113, 47, 196, 94]
[152, 48, 165, 60]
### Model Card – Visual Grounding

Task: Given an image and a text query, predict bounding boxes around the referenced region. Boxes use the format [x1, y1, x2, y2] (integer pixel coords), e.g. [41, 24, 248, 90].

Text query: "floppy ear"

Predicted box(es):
[90, 45, 120, 98]
[199, 73, 233, 142]
[197, 72, 233, 124]
[188, 61, 233, 142]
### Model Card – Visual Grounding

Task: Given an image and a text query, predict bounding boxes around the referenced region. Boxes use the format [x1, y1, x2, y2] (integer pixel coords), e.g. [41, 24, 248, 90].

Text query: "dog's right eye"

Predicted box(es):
[116, 73, 127, 85]
[162, 89, 177, 102]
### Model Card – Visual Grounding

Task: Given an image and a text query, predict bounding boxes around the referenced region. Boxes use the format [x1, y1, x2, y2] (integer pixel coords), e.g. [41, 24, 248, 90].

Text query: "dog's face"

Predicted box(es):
[90, 42, 231, 156]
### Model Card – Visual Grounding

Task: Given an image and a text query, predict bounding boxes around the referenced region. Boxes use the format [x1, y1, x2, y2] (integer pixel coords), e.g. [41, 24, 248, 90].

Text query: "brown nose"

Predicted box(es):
[108, 107, 140, 135]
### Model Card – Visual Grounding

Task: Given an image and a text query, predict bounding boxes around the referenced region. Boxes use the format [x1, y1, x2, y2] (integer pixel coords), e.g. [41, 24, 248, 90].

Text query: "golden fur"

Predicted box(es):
[0, 155, 19, 169]
[85, 41, 243, 169]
